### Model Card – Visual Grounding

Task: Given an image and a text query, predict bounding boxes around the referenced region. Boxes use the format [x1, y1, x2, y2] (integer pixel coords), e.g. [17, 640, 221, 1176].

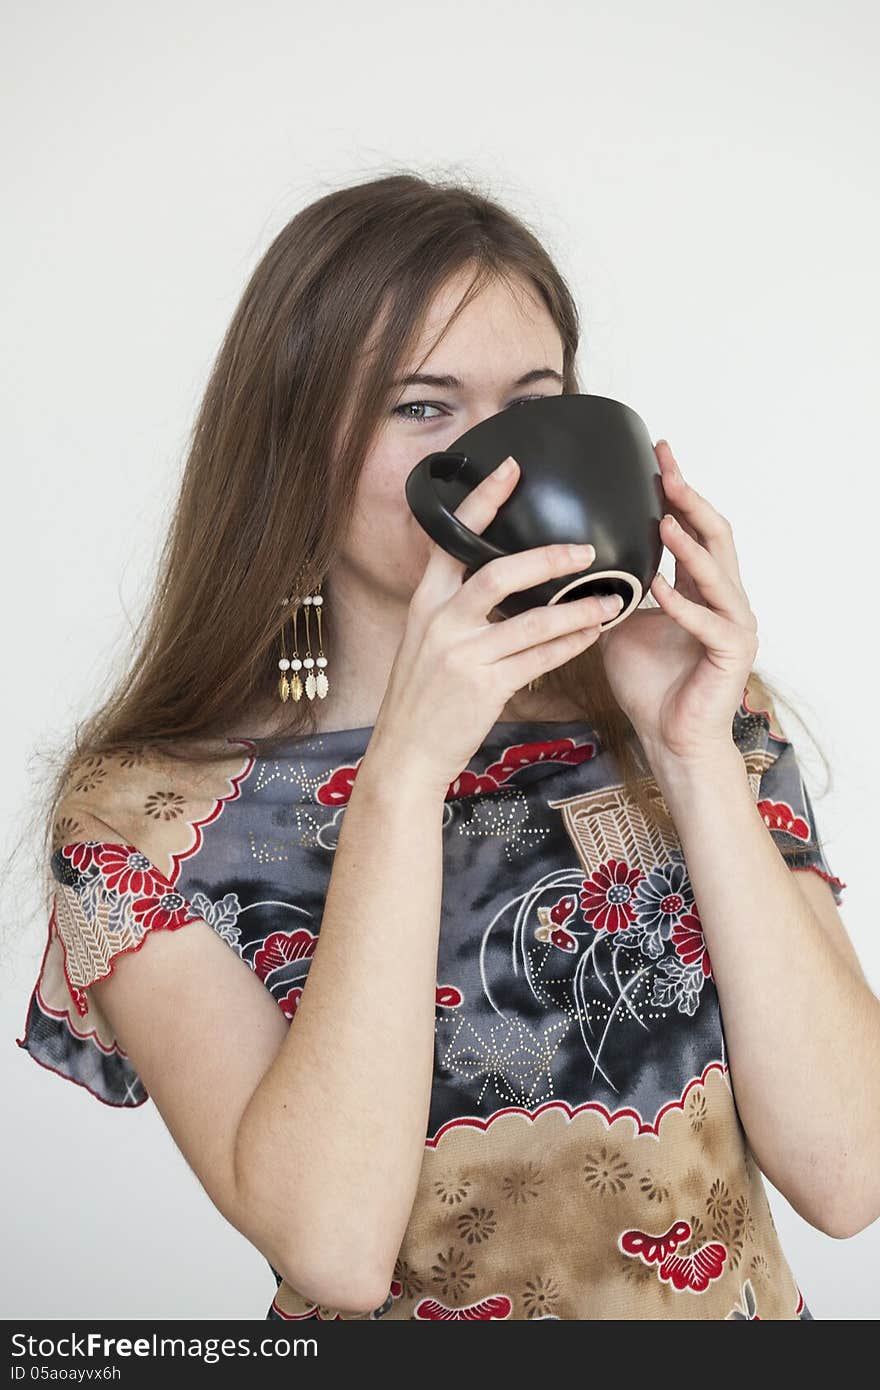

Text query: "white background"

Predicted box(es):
[2, 0, 878, 1321]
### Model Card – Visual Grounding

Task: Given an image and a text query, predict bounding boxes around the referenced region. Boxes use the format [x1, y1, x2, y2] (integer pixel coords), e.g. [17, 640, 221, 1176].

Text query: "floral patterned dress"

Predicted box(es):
[16, 674, 846, 1320]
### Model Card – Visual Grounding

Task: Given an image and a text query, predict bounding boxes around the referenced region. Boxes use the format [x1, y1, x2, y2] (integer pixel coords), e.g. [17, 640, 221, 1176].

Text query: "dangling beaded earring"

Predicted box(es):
[302, 579, 330, 700]
[276, 594, 299, 703]
[276, 575, 330, 702]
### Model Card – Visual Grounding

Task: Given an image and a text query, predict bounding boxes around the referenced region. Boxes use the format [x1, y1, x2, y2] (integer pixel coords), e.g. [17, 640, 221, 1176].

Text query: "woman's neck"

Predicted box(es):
[237, 682, 584, 740]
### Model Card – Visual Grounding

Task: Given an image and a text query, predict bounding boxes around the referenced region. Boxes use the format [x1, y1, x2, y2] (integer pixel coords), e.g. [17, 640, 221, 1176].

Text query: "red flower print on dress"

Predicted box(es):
[254, 928, 318, 982]
[658, 1243, 727, 1292]
[446, 769, 506, 798]
[81, 843, 169, 897]
[61, 841, 102, 873]
[278, 986, 303, 1020]
[131, 889, 196, 931]
[619, 1220, 727, 1293]
[447, 737, 594, 799]
[436, 985, 463, 1008]
[757, 798, 810, 843]
[316, 736, 597, 808]
[619, 1220, 690, 1264]
[317, 765, 359, 806]
[413, 1294, 513, 1320]
[483, 737, 595, 786]
[581, 859, 643, 934]
[671, 908, 712, 979]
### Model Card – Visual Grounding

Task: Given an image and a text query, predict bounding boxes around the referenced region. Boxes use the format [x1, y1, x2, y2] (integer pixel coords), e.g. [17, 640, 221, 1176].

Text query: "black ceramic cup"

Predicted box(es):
[404, 392, 665, 625]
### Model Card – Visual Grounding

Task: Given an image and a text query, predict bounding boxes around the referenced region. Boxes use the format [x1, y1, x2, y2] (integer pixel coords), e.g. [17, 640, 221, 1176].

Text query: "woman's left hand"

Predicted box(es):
[596, 440, 758, 767]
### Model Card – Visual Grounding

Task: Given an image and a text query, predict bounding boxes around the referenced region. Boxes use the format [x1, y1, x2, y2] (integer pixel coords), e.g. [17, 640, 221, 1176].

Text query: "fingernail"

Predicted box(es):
[497, 456, 515, 475]
[599, 593, 624, 615]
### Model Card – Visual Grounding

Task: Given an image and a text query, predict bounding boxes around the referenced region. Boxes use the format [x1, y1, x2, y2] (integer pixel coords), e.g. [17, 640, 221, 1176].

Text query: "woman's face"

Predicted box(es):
[340, 268, 566, 603]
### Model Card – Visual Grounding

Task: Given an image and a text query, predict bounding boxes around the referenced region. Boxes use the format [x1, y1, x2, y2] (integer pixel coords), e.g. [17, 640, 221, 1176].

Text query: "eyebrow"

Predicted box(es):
[393, 367, 564, 390]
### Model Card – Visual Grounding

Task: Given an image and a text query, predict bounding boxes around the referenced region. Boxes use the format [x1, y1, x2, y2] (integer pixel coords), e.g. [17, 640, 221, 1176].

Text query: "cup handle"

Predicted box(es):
[404, 451, 510, 569]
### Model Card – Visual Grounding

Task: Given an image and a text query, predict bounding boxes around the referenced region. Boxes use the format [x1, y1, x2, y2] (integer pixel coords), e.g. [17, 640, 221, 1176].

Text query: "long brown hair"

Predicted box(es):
[19, 168, 832, 929]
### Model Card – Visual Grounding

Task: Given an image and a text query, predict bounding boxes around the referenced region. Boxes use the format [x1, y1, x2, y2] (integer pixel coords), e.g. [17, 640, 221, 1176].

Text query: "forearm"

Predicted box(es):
[233, 737, 445, 1308]
[648, 741, 880, 1235]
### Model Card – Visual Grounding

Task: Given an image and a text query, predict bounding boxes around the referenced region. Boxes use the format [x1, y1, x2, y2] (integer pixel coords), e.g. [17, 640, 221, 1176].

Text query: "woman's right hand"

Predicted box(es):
[371, 455, 624, 796]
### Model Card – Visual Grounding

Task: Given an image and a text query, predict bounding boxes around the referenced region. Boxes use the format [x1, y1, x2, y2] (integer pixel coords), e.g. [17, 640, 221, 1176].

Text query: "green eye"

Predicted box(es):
[392, 402, 444, 423]
[392, 395, 546, 424]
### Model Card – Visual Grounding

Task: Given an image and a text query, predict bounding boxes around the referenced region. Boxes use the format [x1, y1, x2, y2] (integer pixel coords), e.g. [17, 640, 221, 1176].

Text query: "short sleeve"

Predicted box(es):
[15, 839, 204, 1107]
[735, 675, 847, 907]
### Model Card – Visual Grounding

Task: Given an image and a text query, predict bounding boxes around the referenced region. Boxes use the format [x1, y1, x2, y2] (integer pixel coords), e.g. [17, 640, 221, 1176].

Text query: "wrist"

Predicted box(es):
[642, 739, 748, 801]
[356, 730, 451, 807]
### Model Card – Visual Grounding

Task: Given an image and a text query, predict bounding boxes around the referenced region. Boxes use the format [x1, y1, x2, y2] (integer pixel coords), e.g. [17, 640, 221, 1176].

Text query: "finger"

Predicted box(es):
[655, 441, 743, 584]
[418, 454, 601, 624]
[478, 589, 625, 661]
[660, 514, 754, 625]
[497, 623, 602, 693]
[651, 571, 755, 657]
[419, 455, 522, 600]
[455, 539, 599, 626]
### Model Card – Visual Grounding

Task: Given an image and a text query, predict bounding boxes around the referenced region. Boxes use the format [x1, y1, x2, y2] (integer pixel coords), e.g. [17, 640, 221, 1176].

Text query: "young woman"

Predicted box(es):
[17, 172, 877, 1321]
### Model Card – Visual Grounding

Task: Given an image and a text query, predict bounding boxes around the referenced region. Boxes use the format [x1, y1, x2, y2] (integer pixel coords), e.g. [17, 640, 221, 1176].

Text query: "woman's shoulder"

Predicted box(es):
[53, 737, 255, 878]
[17, 736, 262, 1109]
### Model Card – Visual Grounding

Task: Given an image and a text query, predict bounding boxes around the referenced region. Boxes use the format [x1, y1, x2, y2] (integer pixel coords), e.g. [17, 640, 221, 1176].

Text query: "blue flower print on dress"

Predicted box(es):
[651, 954, 707, 1017]
[188, 889, 244, 955]
[626, 853, 694, 960]
[576, 851, 714, 1019]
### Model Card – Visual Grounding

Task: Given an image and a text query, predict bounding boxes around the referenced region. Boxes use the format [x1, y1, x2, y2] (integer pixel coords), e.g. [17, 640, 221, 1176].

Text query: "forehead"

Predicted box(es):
[412, 270, 562, 373]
